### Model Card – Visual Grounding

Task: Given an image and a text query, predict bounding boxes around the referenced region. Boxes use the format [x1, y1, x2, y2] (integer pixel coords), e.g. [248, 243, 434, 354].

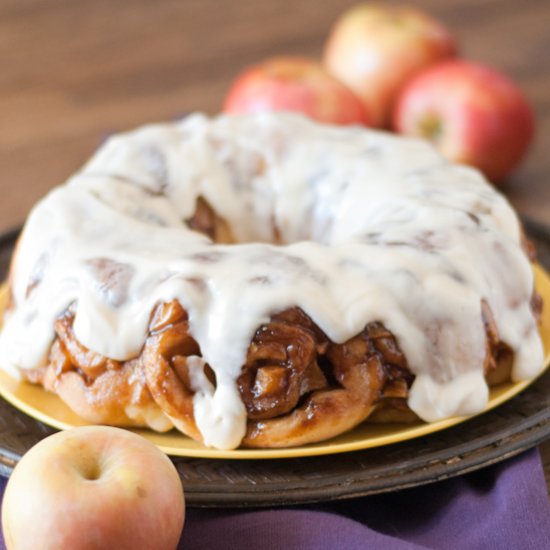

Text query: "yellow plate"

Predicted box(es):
[0, 265, 549, 460]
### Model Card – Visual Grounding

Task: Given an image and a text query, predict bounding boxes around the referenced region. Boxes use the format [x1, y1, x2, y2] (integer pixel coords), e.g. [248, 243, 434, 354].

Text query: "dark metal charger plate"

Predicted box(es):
[0, 221, 549, 508]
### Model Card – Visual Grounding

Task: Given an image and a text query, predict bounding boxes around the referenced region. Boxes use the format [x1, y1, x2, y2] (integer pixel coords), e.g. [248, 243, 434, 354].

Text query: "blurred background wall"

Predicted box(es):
[1, 0, 548, 232]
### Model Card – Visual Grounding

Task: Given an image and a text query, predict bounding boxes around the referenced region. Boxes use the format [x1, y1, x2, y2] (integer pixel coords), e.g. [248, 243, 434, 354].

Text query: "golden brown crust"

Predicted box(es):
[141, 301, 202, 440]
[17, 290, 527, 448]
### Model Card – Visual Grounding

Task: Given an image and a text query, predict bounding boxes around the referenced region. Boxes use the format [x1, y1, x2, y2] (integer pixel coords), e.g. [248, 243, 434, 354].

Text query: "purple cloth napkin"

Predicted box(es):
[1, 449, 549, 549]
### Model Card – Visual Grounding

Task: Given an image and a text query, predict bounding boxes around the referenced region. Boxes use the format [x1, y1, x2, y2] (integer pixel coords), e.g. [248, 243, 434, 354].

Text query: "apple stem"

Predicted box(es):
[419, 114, 444, 143]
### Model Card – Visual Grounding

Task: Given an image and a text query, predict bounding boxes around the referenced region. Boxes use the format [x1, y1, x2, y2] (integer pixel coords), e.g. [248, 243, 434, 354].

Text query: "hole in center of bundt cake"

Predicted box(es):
[184, 196, 295, 245]
[185, 197, 239, 244]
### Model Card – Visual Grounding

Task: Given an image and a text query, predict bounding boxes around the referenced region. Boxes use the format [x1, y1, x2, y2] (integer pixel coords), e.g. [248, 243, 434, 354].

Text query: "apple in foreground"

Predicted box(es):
[393, 60, 535, 183]
[2, 426, 185, 550]
[223, 56, 372, 126]
[323, 3, 456, 128]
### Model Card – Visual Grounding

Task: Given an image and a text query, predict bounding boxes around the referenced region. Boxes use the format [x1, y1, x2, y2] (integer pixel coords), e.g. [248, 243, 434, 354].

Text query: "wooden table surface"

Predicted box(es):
[1, 0, 550, 488]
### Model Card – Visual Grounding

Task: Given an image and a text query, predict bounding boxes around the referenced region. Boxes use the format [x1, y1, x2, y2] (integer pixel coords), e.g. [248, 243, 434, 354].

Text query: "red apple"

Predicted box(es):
[2, 427, 185, 550]
[393, 60, 535, 183]
[323, 3, 456, 128]
[223, 56, 372, 126]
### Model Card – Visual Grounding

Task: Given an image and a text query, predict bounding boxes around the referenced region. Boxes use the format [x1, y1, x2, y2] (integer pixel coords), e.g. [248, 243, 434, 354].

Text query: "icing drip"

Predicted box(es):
[0, 113, 544, 449]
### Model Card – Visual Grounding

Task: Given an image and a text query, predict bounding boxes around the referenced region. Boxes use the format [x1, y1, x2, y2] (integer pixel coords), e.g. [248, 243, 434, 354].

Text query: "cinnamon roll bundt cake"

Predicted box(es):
[0, 113, 544, 449]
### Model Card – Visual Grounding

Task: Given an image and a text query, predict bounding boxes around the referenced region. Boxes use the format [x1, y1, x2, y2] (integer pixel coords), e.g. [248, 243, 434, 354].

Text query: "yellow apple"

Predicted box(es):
[2, 426, 185, 550]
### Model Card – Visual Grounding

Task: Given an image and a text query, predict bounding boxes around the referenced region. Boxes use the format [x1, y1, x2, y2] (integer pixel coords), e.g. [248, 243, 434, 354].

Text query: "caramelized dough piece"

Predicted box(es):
[241, 315, 412, 447]
[20, 306, 173, 430]
[481, 299, 514, 385]
[37, 336, 169, 430]
[243, 343, 387, 448]
[55, 308, 121, 381]
[185, 196, 235, 244]
[238, 316, 328, 420]
[142, 300, 203, 440]
[328, 322, 413, 402]
[531, 291, 543, 322]
[521, 229, 537, 263]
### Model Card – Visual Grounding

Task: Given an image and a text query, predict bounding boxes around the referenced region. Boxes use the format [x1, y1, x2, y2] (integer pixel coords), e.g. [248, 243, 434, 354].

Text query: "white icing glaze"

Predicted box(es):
[0, 113, 544, 449]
